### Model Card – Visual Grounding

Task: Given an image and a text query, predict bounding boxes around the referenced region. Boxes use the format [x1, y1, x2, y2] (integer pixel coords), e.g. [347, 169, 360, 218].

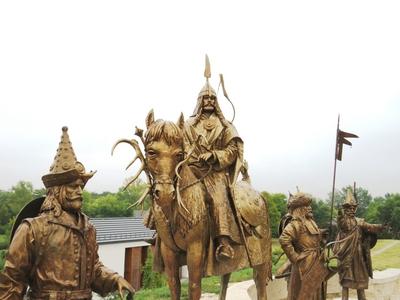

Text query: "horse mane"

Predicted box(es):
[145, 120, 183, 146]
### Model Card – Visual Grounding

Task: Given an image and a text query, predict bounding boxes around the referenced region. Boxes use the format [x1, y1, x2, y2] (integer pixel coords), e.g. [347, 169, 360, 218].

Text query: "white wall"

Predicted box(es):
[97, 241, 150, 276]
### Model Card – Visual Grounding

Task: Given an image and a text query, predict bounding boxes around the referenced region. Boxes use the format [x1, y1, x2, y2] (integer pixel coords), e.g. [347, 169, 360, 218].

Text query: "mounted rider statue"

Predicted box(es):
[183, 55, 244, 261]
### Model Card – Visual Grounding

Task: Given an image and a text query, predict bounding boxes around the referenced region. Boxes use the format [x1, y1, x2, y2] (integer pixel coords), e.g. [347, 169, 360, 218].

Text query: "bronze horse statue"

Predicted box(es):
[113, 110, 272, 300]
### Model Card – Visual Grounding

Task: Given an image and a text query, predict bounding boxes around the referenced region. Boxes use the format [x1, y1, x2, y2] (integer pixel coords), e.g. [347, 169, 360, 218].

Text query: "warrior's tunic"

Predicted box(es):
[0, 212, 120, 300]
[279, 218, 325, 300]
[333, 217, 384, 289]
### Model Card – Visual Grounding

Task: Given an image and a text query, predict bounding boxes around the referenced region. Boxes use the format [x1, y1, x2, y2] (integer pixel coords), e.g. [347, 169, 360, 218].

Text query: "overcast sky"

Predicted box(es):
[1, 1, 399, 199]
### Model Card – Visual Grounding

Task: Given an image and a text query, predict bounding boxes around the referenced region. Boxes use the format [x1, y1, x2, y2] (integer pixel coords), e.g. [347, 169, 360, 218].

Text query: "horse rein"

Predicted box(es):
[178, 164, 212, 192]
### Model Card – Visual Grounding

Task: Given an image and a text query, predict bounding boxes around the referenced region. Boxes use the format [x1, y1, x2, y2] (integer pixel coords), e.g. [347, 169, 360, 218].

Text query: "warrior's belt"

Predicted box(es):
[28, 289, 92, 300]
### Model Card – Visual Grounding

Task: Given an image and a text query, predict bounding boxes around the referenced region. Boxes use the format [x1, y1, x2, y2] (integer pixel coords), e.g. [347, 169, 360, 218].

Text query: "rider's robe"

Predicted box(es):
[183, 113, 243, 244]
[333, 216, 385, 289]
[279, 217, 326, 300]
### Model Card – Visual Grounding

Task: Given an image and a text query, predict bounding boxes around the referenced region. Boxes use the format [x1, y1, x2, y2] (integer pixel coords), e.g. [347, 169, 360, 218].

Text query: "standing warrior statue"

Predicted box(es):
[183, 55, 243, 261]
[279, 192, 329, 300]
[0, 127, 134, 300]
[333, 189, 388, 300]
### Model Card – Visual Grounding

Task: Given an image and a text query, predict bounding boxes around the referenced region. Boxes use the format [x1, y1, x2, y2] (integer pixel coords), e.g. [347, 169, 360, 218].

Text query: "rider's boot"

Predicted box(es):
[216, 236, 234, 261]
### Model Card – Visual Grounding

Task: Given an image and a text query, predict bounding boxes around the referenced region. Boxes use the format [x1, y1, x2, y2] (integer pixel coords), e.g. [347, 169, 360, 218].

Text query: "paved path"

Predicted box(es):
[200, 240, 400, 300]
[200, 293, 218, 300]
[200, 280, 253, 300]
[371, 240, 400, 256]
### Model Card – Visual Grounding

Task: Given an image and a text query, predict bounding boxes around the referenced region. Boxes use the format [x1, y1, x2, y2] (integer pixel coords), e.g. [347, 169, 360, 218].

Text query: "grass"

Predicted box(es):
[370, 239, 396, 253]
[372, 241, 400, 270]
[135, 269, 250, 300]
[371, 240, 394, 255]
[135, 285, 188, 300]
[135, 239, 285, 300]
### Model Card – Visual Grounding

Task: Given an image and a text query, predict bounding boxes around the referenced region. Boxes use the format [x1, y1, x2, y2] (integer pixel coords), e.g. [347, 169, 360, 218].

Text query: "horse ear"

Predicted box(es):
[146, 109, 155, 129]
[177, 112, 185, 129]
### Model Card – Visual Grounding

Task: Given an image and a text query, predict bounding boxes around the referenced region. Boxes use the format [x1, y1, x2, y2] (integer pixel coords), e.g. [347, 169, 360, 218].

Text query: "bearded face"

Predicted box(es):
[202, 95, 216, 113]
[304, 205, 314, 218]
[292, 205, 314, 219]
[60, 178, 84, 213]
[343, 205, 357, 218]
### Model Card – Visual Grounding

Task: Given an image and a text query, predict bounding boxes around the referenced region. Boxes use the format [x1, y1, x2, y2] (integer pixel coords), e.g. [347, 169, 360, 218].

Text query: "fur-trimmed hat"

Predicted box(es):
[287, 192, 312, 209]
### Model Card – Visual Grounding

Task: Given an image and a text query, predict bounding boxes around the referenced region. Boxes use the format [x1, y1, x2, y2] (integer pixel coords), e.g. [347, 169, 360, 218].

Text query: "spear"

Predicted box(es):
[328, 115, 359, 244]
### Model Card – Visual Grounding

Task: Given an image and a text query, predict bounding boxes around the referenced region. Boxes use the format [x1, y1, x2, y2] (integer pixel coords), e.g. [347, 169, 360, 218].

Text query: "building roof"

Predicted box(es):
[91, 217, 155, 244]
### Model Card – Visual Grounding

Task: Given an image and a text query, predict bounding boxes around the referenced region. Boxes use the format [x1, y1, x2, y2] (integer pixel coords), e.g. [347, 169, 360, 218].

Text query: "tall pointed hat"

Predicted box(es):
[343, 189, 358, 207]
[42, 126, 95, 188]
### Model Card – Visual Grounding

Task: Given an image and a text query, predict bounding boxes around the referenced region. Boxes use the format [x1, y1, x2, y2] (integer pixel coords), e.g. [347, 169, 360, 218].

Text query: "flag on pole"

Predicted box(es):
[336, 129, 359, 161]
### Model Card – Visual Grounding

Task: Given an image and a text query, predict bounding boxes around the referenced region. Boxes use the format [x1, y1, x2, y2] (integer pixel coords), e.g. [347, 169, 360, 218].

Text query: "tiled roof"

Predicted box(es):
[91, 217, 155, 244]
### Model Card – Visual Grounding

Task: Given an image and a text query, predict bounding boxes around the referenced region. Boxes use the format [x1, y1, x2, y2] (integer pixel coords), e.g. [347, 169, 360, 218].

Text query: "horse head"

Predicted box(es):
[112, 110, 187, 211]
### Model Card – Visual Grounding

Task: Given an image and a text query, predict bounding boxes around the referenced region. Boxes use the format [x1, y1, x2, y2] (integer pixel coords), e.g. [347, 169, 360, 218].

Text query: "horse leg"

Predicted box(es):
[187, 241, 205, 300]
[219, 273, 231, 300]
[160, 243, 181, 300]
[253, 263, 268, 300]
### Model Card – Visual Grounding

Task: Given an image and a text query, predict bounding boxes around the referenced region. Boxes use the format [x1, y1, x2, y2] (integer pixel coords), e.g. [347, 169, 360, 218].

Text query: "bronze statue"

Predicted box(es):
[0, 127, 134, 300]
[279, 192, 330, 300]
[183, 55, 243, 261]
[333, 189, 388, 300]
[112, 58, 272, 300]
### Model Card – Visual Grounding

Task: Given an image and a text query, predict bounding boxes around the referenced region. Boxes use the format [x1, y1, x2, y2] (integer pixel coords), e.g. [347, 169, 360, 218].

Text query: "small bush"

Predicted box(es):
[141, 249, 166, 289]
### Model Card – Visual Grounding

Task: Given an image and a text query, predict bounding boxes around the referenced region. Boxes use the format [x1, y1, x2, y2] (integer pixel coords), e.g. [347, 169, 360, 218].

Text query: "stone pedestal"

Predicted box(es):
[243, 268, 400, 300]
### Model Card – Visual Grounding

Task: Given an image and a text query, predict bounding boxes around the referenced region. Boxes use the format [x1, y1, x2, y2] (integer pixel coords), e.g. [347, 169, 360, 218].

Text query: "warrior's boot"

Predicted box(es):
[341, 287, 349, 300]
[357, 289, 366, 300]
[216, 236, 234, 261]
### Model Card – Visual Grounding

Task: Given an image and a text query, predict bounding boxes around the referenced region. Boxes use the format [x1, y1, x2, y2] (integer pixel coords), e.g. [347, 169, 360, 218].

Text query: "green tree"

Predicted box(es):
[311, 199, 331, 229]
[82, 179, 150, 218]
[364, 199, 382, 223]
[0, 181, 37, 249]
[117, 178, 151, 211]
[332, 185, 372, 217]
[262, 192, 287, 238]
[85, 194, 133, 218]
[0, 182, 35, 232]
[376, 193, 400, 239]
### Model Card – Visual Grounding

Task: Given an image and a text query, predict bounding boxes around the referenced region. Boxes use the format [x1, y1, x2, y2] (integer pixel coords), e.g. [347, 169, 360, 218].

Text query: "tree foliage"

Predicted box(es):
[0, 179, 150, 250]
[330, 185, 372, 217]
[368, 193, 400, 239]
[311, 199, 331, 229]
[262, 192, 287, 238]
[0, 181, 40, 234]
[0, 180, 399, 253]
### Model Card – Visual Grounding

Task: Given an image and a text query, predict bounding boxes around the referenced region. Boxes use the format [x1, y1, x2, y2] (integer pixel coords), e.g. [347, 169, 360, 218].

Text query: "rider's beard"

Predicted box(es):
[61, 195, 83, 212]
[292, 206, 314, 220]
[340, 214, 357, 232]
